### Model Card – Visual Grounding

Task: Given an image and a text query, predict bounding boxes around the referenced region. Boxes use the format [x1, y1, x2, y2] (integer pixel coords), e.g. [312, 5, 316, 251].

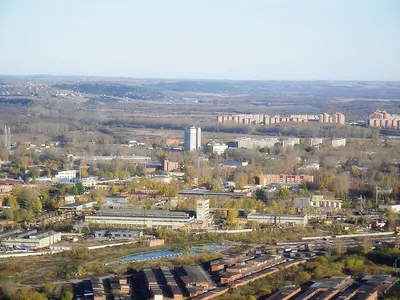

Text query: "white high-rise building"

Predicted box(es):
[184, 126, 201, 151]
[196, 198, 209, 224]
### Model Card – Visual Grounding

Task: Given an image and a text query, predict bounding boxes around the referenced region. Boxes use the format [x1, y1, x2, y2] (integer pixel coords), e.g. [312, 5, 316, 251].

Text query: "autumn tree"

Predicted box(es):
[234, 173, 248, 189]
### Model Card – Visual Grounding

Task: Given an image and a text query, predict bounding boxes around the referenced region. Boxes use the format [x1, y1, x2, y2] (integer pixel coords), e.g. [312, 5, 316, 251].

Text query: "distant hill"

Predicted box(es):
[0, 98, 33, 106]
[53, 82, 166, 100]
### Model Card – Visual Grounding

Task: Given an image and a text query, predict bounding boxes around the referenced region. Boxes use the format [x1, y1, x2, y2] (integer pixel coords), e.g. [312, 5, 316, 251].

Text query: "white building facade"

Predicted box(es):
[55, 170, 77, 181]
[184, 126, 201, 151]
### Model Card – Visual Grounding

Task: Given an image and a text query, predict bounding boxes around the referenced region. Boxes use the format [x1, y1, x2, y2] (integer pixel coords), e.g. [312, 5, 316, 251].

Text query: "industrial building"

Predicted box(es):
[247, 213, 308, 226]
[0, 230, 61, 249]
[94, 230, 143, 240]
[235, 137, 278, 149]
[269, 275, 398, 300]
[85, 208, 196, 229]
[102, 196, 129, 208]
[86, 198, 208, 229]
[294, 195, 342, 212]
[184, 126, 201, 151]
[59, 201, 95, 211]
[181, 264, 215, 291]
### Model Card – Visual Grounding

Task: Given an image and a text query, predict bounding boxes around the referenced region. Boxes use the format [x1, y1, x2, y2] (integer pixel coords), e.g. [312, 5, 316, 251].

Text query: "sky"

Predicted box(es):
[0, 0, 399, 81]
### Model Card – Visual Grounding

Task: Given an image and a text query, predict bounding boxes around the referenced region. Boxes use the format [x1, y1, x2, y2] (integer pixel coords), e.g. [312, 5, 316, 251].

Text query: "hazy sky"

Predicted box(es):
[0, 0, 399, 80]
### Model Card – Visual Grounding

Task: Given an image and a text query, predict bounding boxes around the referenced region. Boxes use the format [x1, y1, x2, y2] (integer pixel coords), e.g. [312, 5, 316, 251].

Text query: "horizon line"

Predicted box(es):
[0, 74, 399, 83]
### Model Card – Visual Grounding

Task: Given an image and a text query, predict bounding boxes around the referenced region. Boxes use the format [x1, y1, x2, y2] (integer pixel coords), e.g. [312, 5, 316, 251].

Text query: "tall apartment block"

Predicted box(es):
[184, 126, 202, 151]
[368, 110, 400, 129]
[217, 114, 323, 125]
[319, 112, 345, 124]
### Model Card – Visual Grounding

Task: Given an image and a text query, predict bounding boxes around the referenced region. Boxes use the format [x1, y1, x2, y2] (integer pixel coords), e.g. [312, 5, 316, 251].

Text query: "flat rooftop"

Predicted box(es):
[93, 208, 195, 218]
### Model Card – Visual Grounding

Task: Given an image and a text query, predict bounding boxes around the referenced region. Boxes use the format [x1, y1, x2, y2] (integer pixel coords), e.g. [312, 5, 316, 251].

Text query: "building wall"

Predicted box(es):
[85, 215, 195, 229]
[0, 185, 13, 193]
[247, 213, 308, 225]
[196, 199, 210, 223]
[332, 138, 346, 147]
[55, 170, 77, 180]
[184, 126, 201, 151]
[1, 231, 62, 249]
[257, 174, 314, 185]
[95, 230, 142, 239]
[163, 160, 179, 172]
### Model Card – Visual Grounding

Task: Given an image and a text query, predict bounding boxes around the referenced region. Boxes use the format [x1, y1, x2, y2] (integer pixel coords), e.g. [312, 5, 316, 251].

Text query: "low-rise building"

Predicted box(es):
[81, 176, 98, 188]
[208, 142, 228, 155]
[294, 196, 342, 211]
[378, 204, 400, 213]
[103, 196, 129, 208]
[163, 160, 179, 172]
[59, 201, 95, 211]
[95, 230, 142, 240]
[143, 238, 165, 247]
[310, 138, 323, 146]
[220, 161, 249, 168]
[0, 230, 61, 249]
[85, 209, 196, 229]
[282, 138, 300, 148]
[256, 174, 314, 185]
[236, 137, 278, 149]
[247, 213, 308, 225]
[55, 170, 77, 181]
[63, 195, 76, 205]
[332, 138, 346, 147]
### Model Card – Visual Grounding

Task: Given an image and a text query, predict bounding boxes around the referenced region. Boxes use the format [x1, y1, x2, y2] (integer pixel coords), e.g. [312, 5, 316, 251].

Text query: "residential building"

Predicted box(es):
[319, 112, 345, 124]
[94, 230, 143, 240]
[319, 112, 330, 123]
[163, 160, 179, 172]
[55, 170, 77, 181]
[85, 209, 196, 229]
[333, 112, 346, 124]
[256, 174, 314, 185]
[247, 213, 308, 226]
[184, 126, 201, 151]
[332, 138, 346, 147]
[368, 110, 400, 129]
